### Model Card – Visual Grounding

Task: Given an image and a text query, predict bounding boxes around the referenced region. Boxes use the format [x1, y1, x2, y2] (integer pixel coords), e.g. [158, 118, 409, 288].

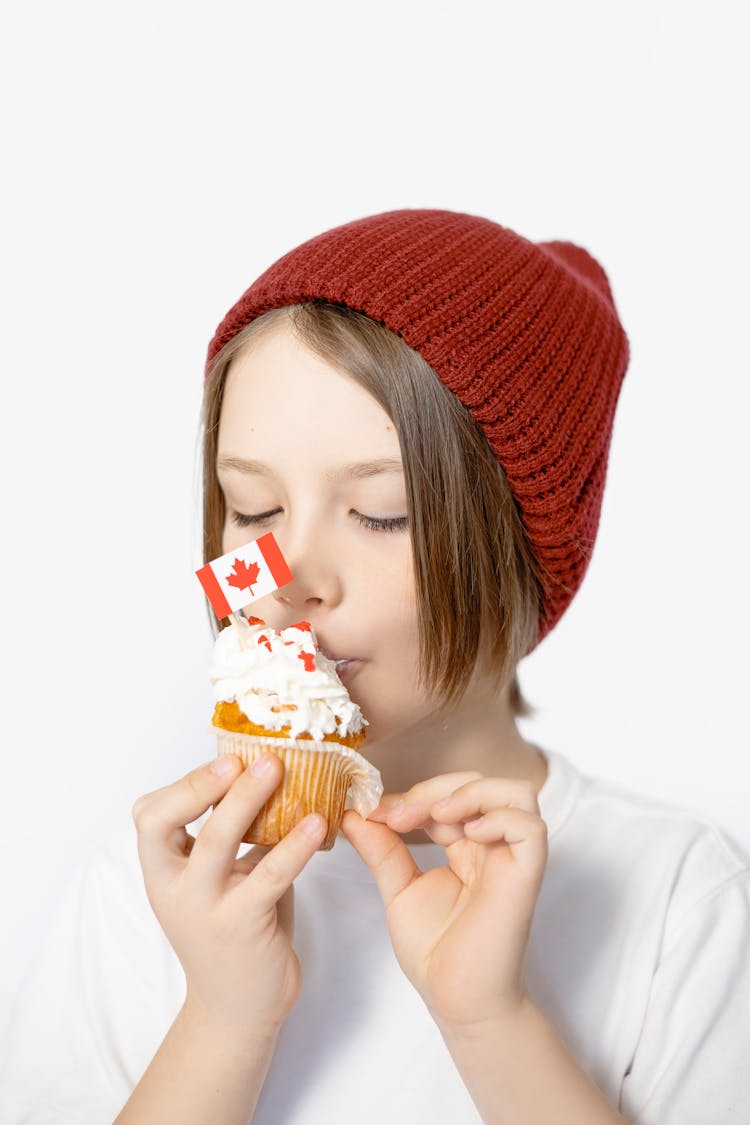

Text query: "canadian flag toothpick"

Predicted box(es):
[195, 532, 293, 621]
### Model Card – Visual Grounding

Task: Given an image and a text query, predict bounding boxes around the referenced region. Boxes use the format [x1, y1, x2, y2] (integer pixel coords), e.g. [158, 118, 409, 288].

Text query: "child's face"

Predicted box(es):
[216, 320, 435, 746]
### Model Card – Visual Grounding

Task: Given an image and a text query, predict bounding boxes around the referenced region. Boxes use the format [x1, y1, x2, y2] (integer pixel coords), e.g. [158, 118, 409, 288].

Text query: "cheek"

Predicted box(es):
[222, 515, 245, 555]
[364, 542, 418, 634]
[352, 556, 431, 712]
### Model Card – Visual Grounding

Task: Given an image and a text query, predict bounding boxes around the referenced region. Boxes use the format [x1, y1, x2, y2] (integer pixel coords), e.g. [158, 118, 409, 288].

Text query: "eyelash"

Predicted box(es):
[230, 508, 408, 533]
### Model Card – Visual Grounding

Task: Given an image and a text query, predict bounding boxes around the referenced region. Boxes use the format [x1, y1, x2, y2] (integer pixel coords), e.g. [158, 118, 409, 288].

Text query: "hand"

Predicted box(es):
[131, 753, 326, 1039]
[340, 771, 548, 1030]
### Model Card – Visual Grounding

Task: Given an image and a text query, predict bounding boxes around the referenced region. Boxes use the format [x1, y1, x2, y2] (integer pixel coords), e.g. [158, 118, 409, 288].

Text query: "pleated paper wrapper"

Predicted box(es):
[213, 727, 383, 851]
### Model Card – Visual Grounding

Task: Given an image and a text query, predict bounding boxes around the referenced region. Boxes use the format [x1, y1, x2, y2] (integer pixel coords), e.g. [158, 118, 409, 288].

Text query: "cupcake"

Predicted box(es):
[209, 615, 382, 850]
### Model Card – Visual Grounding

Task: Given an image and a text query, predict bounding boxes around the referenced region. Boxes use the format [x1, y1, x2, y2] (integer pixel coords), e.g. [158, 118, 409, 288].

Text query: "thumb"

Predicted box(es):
[340, 810, 422, 910]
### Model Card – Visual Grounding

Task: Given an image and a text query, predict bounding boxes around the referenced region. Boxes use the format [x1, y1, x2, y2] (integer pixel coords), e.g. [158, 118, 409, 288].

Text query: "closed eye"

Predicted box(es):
[229, 509, 408, 532]
[230, 508, 282, 529]
[354, 512, 408, 532]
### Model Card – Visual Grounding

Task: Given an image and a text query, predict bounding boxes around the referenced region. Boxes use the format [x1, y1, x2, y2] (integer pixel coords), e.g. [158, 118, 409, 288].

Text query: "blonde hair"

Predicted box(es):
[201, 301, 542, 717]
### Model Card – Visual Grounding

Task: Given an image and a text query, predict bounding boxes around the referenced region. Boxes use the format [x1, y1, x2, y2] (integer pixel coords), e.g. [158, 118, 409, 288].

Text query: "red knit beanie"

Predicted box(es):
[206, 208, 630, 644]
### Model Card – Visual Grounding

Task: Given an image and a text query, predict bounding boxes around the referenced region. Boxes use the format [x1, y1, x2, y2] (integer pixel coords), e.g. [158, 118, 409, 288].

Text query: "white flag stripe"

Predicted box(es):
[212, 539, 279, 612]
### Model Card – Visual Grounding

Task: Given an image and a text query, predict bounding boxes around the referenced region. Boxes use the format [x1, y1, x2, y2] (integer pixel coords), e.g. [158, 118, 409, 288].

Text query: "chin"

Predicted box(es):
[351, 702, 398, 752]
[349, 670, 436, 750]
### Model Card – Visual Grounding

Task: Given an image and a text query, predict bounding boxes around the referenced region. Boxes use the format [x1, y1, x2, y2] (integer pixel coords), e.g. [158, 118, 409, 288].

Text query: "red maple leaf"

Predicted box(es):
[225, 558, 261, 593]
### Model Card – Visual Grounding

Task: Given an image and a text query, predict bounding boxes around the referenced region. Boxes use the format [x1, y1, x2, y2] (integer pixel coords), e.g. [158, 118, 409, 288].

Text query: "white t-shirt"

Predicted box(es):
[2, 749, 748, 1124]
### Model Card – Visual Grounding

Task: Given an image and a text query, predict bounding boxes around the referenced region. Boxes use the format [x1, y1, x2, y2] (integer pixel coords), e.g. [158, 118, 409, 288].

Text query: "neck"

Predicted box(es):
[365, 686, 547, 844]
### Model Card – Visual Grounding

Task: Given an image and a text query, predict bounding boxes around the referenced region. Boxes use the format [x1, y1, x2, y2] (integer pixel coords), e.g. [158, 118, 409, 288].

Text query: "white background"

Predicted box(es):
[1, 0, 748, 1015]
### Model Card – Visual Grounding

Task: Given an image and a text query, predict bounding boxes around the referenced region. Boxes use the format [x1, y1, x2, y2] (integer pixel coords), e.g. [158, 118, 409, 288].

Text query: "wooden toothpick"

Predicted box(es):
[228, 612, 250, 650]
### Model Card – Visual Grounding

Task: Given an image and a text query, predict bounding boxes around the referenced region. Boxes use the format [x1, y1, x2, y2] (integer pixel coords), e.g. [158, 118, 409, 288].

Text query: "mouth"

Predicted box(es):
[333, 659, 362, 684]
[320, 649, 363, 684]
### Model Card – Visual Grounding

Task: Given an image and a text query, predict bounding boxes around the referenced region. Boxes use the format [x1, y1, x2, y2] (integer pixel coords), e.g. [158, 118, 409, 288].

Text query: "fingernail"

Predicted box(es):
[251, 754, 274, 777]
[301, 814, 324, 837]
[211, 755, 236, 776]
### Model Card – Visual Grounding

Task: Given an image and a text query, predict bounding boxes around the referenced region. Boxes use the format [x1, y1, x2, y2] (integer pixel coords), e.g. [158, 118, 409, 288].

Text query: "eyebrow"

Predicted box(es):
[217, 455, 404, 483]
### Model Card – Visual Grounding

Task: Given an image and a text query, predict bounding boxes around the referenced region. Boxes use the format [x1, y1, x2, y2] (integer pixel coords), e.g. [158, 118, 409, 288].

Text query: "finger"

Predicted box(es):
[368, 772, 483, 822]
[276, 884, 294, 937]
[367, 807, 466, 846]
[352, 796, 465, 845]
[428, 776, 540, 827]
[340, 810, 422, 911]
[365, 796, 401, 822]
[188, 753, 286, 895]
[420, 820, 466, 847]
[463, 807, 548, 876]
[234, 842, 272, 874]
[132, 755, 244, 884]
[240, 813, 327, 913]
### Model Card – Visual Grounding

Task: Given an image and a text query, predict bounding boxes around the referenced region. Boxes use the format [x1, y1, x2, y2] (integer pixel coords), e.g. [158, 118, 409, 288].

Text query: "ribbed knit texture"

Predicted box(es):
[206, 208, 630, 643]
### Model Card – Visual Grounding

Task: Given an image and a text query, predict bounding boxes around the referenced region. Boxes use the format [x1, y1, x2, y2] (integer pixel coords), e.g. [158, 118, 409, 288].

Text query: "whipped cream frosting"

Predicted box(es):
[210, 617, 368, 741]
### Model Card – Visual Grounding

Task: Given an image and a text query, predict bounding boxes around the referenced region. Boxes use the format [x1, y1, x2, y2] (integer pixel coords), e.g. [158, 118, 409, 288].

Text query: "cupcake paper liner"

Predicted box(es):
[213, 727, 383, 851]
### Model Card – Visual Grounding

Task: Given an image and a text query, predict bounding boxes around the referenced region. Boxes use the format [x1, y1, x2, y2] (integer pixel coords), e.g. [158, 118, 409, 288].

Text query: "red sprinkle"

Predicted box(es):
[290, 620, 312, 633]
[257, 634, 272, 652]
[298, 651, 316, 672]
[246, 616, 264, 626]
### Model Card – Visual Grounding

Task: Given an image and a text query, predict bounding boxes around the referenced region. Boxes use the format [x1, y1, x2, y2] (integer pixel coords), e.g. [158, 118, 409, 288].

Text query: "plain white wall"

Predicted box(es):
[2, 0, 748, 1011]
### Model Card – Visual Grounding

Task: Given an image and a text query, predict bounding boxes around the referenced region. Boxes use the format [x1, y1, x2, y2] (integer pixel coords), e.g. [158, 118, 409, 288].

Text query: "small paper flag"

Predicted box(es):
[195, 532, 293, 620]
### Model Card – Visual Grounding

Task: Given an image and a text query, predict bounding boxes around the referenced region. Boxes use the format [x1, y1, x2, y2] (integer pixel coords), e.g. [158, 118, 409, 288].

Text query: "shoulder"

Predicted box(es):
[542, 750, 749, 940]
[545, 747, 747, 870]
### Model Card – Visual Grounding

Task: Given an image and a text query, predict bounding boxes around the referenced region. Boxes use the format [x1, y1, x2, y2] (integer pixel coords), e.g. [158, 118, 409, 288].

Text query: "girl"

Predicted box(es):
[3, 209, 748, 1124]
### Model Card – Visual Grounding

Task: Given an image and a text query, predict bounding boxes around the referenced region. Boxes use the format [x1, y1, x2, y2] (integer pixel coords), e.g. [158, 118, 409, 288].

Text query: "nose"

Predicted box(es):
[271, 533, 343, 613]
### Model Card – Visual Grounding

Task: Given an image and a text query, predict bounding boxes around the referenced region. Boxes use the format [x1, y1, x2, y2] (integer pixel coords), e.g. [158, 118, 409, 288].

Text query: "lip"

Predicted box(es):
[319, 648, 363, 679]
[318, 645, 357, 665]
[332, 658, 363, 684]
